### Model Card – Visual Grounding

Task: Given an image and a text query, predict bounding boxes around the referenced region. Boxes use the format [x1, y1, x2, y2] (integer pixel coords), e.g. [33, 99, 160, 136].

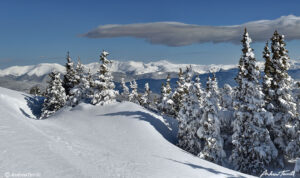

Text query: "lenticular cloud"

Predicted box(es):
[81, 15, 300, 46]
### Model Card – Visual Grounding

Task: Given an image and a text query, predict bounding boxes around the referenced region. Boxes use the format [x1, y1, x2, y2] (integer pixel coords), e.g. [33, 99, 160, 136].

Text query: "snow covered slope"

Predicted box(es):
[0, 87, 254, 178]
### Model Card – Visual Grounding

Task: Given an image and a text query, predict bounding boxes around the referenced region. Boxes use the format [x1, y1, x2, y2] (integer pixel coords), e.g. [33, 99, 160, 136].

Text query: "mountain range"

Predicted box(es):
[1, 59, 300, 94]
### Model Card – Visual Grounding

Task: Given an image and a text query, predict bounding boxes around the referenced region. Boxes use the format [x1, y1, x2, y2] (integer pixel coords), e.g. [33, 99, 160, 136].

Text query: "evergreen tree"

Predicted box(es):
[158, 74, 175, 116]
[63, 52, 78, 96]
[294, 82, 300, 117]
[129, 80, 140, 104]
[220, 84, 233, 110]
[267, 31, 299, 160]
[91, 51, 118, 105]
[206, 73, 220, 109]
[120, 78, 130, 101]
[153, 95, 159, 110]
[86, 69, 95, 100]
[193, 75, 205, 107]
[69, 59, 90, 106]
[172, 68, 185, 117]
[29, 85, 42, 96]
[141, 82, 151, 108]
[262, 41, 272, 102]
[230, 29, 277, 174]
[197, 75, 225, 165]
[160, 83, 166, 104]
[177, 66, 201, 155]
[40, 72, 67, 119]
[219, 83, 234, 147]
[74, 57, 84, 81]
[165, 74, 172, 94]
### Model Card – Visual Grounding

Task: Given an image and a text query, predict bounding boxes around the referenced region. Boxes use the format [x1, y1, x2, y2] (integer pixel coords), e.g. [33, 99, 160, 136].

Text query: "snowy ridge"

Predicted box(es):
[0, 86, 254, 177]
[0, 63, 65, 77]
[1, 59, 300, 78]
[0, 60, 238, 77]
[2, 59, 300, 78]
[108, 60, 237, 75]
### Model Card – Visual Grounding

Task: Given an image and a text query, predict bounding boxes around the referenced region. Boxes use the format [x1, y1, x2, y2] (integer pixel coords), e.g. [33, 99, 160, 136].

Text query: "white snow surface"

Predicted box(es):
[0, 87, 254, 178]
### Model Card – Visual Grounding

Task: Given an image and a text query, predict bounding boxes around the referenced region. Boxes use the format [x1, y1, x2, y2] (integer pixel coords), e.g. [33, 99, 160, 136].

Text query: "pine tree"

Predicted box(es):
[193, 75, 205, 107]
[197, 75, 225, 165]
[40, 72, 67, 119]
[177, 66, 201, 155]
[129, 80, 140, 104]
[165, 74, 172, 94]
[29, 85, 42, 96]
[69, 59, 90, 106]
[262, 41, 272, 102]
[220, 84, 233, 110]
[206, 73, 220, 109]
[86, 69, 95, 101]
[294, 82, 300, 117]
[63, 52, 78, 96]
[158, 74, 175, 116]
[120, 78, 130, 101]
[230, 29, 277, 174]
[74, 57, 83, 82]
[219, 83, 234, 146]
[263, 31, 299, 161]
[91, 51, 118, 105]
[141, 82, 151, 108]
[172, 68, 185, 117]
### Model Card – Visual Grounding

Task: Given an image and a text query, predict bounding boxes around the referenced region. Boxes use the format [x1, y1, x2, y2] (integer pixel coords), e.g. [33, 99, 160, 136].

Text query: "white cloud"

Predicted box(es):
[81, 15, 300, 46]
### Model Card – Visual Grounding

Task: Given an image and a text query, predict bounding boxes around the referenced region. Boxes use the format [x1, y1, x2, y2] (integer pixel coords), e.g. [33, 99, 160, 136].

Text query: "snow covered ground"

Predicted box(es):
[0, 87, 254, 178]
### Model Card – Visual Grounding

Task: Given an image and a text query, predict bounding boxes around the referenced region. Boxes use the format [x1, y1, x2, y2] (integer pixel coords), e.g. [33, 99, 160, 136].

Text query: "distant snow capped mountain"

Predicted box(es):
[1, 59, 300, 94]
[109, 60, 237, 75]
[0, 63, 65, 77]
[0, 60, 238, 77]
[5, 59, 300, 78]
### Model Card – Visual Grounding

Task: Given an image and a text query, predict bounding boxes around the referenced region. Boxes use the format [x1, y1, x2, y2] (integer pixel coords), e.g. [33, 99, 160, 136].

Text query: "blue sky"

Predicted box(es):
[1, 0, 300, 68]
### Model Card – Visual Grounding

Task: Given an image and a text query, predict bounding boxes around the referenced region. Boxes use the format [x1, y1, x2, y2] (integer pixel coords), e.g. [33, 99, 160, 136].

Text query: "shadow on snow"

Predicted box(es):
[164, 157, 247, 178]
[20, 94, 44, 119]
[102, 111, 178, 144]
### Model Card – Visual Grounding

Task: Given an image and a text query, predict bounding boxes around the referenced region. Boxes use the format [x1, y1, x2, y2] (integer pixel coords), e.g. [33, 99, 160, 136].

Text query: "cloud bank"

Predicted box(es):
[81, 15, 300, 46]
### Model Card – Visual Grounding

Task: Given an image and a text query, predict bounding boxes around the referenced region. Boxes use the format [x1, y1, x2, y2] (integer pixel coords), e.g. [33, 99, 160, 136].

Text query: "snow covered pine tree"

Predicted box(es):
[63, 52, 78, 96]
[141, 82, 151, 108]
[172, 68, 185, 117]
[129, 80, 141, 104]
[91, 51, 118, 105]
[120, 78, 130, 101]
[69, 59, 91, 106]
[220, 84, 233, 110]
[263, 31, 300, 162]
[177, 66, 201, 155]
[197, 74, 225, 165]
[158, 74, 175, 116]
[193, 75, 205, 107]
[86, 69, 95, 100]
[230, 29, 277, 174]
[219, 83, 234, 149]
[40, 72, 67, 119]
